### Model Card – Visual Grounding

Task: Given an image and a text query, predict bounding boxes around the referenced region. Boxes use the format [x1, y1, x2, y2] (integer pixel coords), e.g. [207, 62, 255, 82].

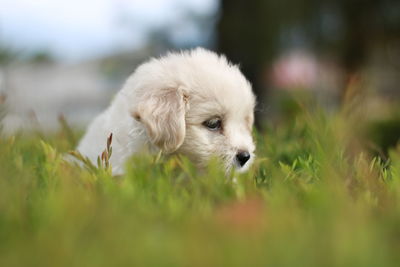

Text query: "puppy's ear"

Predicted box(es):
[132, 87, 188, 153]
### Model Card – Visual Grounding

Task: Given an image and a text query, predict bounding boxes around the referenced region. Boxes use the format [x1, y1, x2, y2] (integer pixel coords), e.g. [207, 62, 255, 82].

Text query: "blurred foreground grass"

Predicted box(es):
[1, 99, 400, 267]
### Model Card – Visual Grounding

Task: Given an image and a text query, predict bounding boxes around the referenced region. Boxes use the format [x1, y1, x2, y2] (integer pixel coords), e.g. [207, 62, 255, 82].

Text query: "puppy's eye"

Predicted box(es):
[202, 118, 222, 131]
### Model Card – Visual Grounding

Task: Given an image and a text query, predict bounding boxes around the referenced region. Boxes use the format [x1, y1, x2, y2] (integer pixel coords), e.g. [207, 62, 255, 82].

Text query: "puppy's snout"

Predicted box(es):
[236, 150, 251, 167]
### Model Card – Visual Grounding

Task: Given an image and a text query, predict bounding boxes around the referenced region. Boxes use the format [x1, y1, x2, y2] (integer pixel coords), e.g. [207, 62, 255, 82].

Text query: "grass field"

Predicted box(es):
[1, 98, 400, 267]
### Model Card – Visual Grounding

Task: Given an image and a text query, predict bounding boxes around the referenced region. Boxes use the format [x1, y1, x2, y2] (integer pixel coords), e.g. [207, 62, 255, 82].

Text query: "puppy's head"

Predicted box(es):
[129, 48, 256, 173]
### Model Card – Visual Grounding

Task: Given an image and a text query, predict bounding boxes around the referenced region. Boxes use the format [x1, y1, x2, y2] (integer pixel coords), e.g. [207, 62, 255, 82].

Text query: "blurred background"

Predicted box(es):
[0, 0, 399, 151]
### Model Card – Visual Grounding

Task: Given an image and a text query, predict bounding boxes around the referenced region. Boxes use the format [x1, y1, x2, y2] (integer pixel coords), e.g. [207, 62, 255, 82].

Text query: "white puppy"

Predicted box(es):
[77, 48, 256, 175]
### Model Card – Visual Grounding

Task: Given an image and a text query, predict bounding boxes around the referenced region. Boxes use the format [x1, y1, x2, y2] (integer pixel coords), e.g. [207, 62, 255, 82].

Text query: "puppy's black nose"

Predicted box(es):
[236, 151, 250, 167]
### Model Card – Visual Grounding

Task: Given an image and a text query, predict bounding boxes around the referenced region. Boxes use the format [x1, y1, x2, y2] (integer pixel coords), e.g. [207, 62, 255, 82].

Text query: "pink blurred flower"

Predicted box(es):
[271, 51, 318, 90]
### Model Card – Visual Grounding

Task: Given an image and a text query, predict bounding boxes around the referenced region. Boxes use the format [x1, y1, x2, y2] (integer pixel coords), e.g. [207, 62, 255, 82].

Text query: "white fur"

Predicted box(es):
[77, 48, 256, 175]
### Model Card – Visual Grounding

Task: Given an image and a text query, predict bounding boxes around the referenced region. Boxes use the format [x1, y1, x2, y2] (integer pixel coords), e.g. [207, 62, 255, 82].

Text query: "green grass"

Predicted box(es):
[1, 104, 400, 267]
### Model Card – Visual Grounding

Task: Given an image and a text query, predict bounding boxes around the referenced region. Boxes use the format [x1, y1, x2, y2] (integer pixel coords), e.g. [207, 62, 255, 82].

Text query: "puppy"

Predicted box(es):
[77, 48, 256, 175]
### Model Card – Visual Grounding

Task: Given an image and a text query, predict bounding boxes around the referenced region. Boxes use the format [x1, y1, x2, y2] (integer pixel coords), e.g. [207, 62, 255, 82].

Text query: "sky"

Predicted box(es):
[0, 0, 218, 62]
